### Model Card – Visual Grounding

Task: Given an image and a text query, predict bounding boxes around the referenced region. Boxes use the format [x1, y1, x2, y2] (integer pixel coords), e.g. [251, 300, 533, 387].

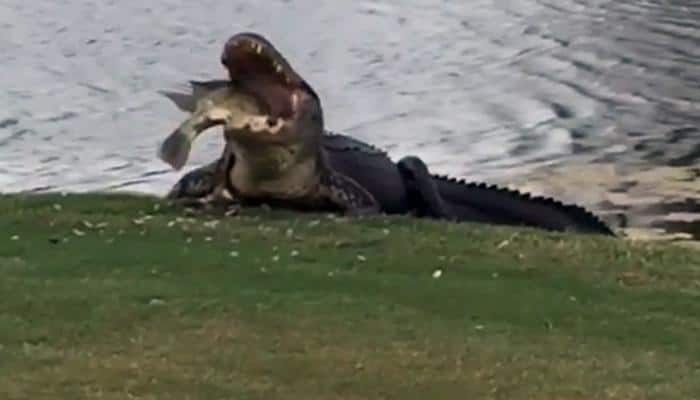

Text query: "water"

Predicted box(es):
[1, 0, 699, 207]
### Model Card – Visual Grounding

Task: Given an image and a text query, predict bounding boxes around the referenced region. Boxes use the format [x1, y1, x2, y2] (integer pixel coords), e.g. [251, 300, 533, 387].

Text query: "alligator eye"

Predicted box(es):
[266, 117, 277, 127]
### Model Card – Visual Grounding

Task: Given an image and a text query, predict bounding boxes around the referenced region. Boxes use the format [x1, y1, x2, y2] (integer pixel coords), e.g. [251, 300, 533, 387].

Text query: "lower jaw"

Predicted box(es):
[224, 126, 291, 145]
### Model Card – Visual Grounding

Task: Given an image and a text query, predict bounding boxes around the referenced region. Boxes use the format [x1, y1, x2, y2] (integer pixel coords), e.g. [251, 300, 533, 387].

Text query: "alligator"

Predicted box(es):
[158, 32, 615, 236]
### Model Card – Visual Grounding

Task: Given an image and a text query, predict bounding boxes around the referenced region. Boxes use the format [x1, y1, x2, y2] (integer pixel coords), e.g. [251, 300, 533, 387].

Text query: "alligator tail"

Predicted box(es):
[432, 175, 615, 236]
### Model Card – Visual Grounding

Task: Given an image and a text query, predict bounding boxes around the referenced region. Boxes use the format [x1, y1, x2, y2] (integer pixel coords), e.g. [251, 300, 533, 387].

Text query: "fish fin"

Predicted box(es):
[189, 80, 229, 98]
[159, 80, 230, 113]
[159, 90, 196, 113]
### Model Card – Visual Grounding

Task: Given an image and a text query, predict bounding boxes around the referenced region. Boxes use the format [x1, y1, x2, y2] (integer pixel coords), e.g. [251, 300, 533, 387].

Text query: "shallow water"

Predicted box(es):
[1, 0, 699, 199]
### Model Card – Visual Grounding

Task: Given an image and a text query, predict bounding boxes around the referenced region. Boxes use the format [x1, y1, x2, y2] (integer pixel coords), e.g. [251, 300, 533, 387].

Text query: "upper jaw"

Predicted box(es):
[177, 33, 320, 142]
[220, 33, 303, 87]
[218, 33, 310, 124]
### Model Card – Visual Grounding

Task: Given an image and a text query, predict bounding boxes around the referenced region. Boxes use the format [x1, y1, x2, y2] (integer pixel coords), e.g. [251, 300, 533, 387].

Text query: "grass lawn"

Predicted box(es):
[1, 193, 699, 399]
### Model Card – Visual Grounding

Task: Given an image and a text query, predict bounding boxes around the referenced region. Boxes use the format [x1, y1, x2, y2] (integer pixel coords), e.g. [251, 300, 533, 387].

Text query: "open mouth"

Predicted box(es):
[221, 34, 302, 121]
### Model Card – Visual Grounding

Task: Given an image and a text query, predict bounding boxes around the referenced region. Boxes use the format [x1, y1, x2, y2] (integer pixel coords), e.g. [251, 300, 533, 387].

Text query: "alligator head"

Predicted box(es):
[219, 32, 324, 151]
[158, 32, 325, 170]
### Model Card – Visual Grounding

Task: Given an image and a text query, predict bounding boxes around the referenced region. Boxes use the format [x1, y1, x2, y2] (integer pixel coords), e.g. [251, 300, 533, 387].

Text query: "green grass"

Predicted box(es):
[1, 192, 699, 399]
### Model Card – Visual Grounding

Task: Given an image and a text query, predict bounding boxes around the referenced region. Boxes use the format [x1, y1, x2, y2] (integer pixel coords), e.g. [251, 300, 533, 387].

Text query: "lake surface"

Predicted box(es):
[1, 0, 699, 204]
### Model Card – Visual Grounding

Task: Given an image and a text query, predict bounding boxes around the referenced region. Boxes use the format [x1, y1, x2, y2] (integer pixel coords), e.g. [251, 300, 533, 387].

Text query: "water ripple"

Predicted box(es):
[0, 0, 697, 200]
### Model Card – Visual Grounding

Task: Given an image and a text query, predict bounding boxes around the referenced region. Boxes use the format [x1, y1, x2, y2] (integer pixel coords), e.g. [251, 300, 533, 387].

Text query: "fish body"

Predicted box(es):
[158, 83, 264, 170]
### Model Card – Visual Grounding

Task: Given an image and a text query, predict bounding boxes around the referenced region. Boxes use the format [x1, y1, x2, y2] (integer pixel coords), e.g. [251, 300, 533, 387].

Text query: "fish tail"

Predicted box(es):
[158, 127, 195, 170]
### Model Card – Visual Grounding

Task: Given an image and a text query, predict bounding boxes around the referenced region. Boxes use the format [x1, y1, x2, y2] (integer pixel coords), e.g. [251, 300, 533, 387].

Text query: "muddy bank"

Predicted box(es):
[506, 161, 700, 245]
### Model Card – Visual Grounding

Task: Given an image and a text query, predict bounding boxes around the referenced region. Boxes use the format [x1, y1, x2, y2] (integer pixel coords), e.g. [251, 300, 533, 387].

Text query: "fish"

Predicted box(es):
[157, 82, 266, 171]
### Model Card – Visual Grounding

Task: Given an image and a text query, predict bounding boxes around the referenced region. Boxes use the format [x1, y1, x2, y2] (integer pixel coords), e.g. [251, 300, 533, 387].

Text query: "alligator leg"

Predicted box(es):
[320, 170, 382, 216]
[166, 147, 239, 213]
[166, 158, 221, 200]
[396, 156, 453, 219]
[396, 155, 492, 221]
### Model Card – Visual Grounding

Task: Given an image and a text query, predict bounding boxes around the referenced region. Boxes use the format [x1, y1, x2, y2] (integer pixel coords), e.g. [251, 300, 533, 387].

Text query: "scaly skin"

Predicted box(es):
[168, 125, 613, 235]
[160, 33, 614, 236]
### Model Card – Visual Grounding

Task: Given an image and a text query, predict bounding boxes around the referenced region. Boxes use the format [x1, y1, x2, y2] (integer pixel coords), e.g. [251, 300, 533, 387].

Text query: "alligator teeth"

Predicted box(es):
[249, 117, 264, 132]
[275, 63, 283, 73]
[231, 40, 246, 51]
[291, 92, 299, 111]
[227, 115, 284, 135]
[255, 44, 263, 54]
[268, 119, 283, 134]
